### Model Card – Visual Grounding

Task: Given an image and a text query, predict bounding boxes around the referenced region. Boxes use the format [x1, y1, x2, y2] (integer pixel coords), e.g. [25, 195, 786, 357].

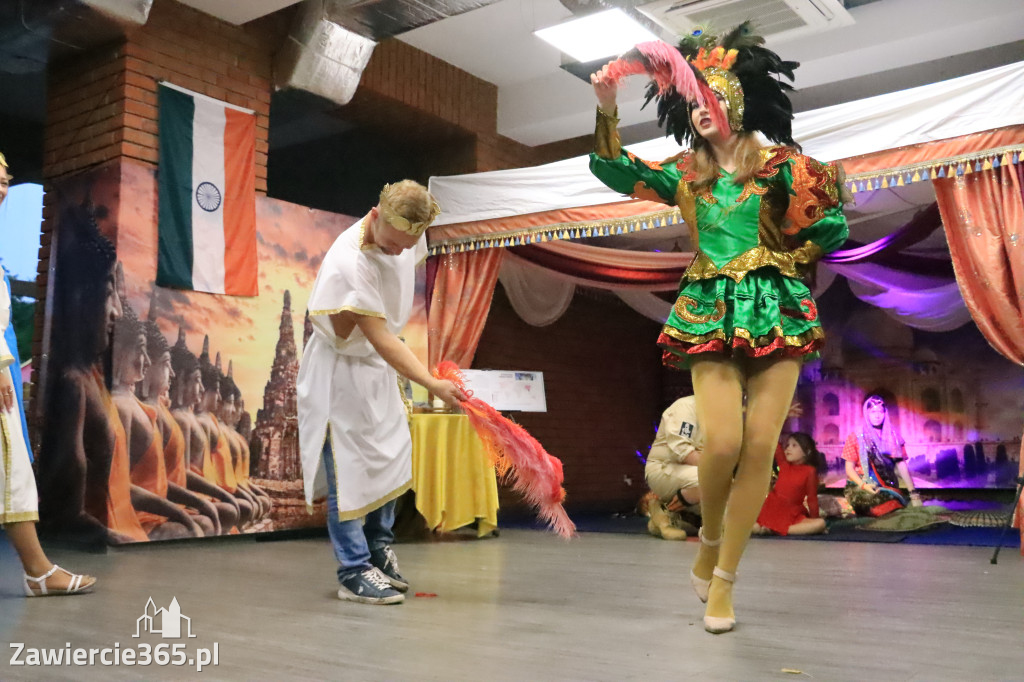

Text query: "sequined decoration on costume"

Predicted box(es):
[754, 146, 793, 179]
[735, 178, 769, 204]
[674, 296, 726, 324]
[779, 299, 819, 322]
[673, 154, 699, 183]
[703, 67, 744, 131]
[639, 157, 664, 171]
[784, 154, 841, 235]
[631, 181, 669, 204]
[696, 184, 718, 205]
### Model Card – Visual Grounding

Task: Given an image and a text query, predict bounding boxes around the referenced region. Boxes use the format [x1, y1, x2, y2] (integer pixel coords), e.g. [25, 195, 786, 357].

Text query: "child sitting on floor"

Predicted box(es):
[753, 433, 827, 536]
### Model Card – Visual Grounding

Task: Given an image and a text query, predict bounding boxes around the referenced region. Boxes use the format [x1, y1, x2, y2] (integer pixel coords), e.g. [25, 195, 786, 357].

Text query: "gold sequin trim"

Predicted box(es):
[309, 306, 386, 319]
[594, 107, 622, 160]
[674, 297, 726, 324]
[684, 242, 823, 282]
[704, 68, 744, 132]
[696, 185, 717, 205]
[736, 178, 769, 203]
[0, 511, 39, 525]
[660, 323, 825, 348]
[335, 481, 413, 522]
[754, 146, 794, 179]
[2, 412, 13, 522]
[674, 182, 698, 242]
[358, 222, 375, 251]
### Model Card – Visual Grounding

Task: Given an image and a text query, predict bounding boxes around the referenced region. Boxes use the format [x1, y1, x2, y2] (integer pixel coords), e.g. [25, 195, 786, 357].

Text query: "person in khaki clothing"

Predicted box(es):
[644, 395, 703, 540]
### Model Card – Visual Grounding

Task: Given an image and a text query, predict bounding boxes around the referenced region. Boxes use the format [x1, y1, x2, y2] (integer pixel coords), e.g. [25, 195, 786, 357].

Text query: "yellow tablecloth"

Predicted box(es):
[410, 414, 499, 537]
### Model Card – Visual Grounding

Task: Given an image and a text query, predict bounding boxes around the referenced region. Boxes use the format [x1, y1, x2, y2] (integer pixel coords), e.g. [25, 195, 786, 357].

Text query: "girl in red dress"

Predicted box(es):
[754, 433, 826, 536]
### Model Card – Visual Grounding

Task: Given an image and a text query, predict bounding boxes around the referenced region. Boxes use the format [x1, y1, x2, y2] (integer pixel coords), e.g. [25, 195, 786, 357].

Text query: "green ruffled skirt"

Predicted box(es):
[658, 267, 825, 370]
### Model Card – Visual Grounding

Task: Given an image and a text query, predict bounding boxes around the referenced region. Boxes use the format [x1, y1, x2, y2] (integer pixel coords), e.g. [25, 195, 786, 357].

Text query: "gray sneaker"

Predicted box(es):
[369, 544, 409, 592]
[337, 567, 404, 604]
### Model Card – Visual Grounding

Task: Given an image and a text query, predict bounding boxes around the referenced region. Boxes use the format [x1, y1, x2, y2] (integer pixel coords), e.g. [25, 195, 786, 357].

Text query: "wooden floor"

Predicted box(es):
[1, 528, 1021, 681]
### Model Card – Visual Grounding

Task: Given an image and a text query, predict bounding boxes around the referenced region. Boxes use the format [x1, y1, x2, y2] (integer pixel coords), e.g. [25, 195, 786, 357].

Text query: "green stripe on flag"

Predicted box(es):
[157, 85, 196, 289]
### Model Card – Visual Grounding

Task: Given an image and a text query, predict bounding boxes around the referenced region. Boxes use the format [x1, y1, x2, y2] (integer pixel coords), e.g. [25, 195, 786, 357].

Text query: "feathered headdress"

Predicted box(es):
[603, 21, 799, 147]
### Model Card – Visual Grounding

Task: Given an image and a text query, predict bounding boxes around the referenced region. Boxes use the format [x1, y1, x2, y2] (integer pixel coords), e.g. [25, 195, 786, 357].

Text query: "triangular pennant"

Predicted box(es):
[881, 176, 890, 189]
[937, 166, 946, 178]
[992, 156, 1001, 168]
[911, 170, 921, 183]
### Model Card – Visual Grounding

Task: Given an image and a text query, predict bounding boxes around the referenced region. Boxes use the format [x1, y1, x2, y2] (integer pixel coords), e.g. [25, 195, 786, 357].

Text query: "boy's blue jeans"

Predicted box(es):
[323, 438, 396, 581]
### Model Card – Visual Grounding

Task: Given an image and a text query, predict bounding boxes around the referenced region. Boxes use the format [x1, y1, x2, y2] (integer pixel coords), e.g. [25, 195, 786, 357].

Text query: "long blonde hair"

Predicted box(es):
[688, 132, 767, 190]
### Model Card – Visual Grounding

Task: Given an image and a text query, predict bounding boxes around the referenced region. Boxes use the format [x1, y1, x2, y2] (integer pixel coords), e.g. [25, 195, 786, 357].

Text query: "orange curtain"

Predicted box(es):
[428, 248, 504, 368]
[1017, 424, 1024, 556]
[935, 164, 1024, 555]
[933, 164, 1024, 365]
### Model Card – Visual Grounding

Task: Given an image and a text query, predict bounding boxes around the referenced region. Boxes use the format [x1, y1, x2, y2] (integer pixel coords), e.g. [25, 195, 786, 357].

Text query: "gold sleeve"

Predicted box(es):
[594, 107, 621, 160]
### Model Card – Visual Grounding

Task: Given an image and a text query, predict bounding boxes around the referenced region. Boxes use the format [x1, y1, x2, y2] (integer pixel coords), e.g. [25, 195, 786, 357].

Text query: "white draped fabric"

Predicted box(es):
[498, 257, 575, 327]
[828, 262, 972, 332]
[613, 290, 671, 324]
[496, 241, 968, 331]
[430, 62, 1024, 226]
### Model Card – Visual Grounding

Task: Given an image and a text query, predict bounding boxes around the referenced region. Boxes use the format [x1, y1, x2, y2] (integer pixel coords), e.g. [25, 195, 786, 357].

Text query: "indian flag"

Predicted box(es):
[157, 82, 258, 296]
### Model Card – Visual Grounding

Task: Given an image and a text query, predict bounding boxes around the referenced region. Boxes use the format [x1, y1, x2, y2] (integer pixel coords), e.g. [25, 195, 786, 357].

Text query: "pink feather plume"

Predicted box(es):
[433, 362, 576, 538]
[601, 40, 731, 139]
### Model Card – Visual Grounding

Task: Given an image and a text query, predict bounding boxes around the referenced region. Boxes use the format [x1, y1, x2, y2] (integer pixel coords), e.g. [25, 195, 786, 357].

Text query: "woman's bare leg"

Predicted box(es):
[787, 517, 826, 535]
[690, 356, 745, 584]
[6, 521, 97, 592]
[706, 356, 801, 624]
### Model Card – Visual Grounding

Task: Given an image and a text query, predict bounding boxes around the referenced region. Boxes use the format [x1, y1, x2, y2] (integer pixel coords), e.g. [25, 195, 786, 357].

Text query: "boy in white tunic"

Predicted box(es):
[298, 180, 462, 604]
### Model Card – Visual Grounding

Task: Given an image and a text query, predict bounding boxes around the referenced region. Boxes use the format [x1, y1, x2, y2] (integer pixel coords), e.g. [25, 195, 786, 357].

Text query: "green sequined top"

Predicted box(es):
[589, 107, 850, 366]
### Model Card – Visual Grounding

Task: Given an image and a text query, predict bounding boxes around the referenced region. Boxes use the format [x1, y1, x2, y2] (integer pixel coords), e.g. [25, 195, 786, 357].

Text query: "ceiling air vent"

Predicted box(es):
[636, 0, 854, 44]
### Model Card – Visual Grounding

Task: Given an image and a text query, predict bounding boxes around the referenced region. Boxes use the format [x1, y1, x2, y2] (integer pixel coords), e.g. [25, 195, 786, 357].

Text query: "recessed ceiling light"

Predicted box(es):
[535, 9, 659, 63]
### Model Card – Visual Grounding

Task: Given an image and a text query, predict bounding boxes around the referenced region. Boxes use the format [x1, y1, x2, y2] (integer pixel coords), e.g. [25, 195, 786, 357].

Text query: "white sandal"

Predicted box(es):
[689, 528, 722, 603]
[703, 567, 737, 634]
[24, 565, 96, 597]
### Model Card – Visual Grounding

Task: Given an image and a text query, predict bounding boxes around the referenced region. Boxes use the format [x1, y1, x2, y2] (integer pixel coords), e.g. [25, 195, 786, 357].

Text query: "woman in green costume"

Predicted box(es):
[590, 24, 849, 633]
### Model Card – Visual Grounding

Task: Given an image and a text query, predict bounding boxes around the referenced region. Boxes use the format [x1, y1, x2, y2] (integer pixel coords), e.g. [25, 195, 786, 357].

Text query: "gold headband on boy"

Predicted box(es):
[378, 183, 441, 237]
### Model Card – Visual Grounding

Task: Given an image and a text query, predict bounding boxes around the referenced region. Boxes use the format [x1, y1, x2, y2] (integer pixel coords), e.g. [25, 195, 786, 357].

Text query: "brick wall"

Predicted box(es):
[472, 284, 664, 515]
[43, 0, 282, 188]
[357, 38, 594, 173]
[35, 0, 287, 418]
[43, 45, 127, 181]
[33, 0, 601, 436]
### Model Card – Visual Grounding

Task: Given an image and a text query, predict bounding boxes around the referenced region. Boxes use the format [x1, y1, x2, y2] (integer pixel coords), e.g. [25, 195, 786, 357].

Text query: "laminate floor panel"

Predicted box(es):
[1, 530, 1020, 681]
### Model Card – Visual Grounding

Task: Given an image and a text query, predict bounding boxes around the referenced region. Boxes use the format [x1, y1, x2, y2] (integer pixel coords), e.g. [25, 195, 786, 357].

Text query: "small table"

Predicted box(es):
[410, 413, 499, 537]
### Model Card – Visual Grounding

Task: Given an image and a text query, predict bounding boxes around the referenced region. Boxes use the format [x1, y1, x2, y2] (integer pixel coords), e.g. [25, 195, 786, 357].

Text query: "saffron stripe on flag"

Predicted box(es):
[156, 86, 195, 289]
[223, 108, 258, 296]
